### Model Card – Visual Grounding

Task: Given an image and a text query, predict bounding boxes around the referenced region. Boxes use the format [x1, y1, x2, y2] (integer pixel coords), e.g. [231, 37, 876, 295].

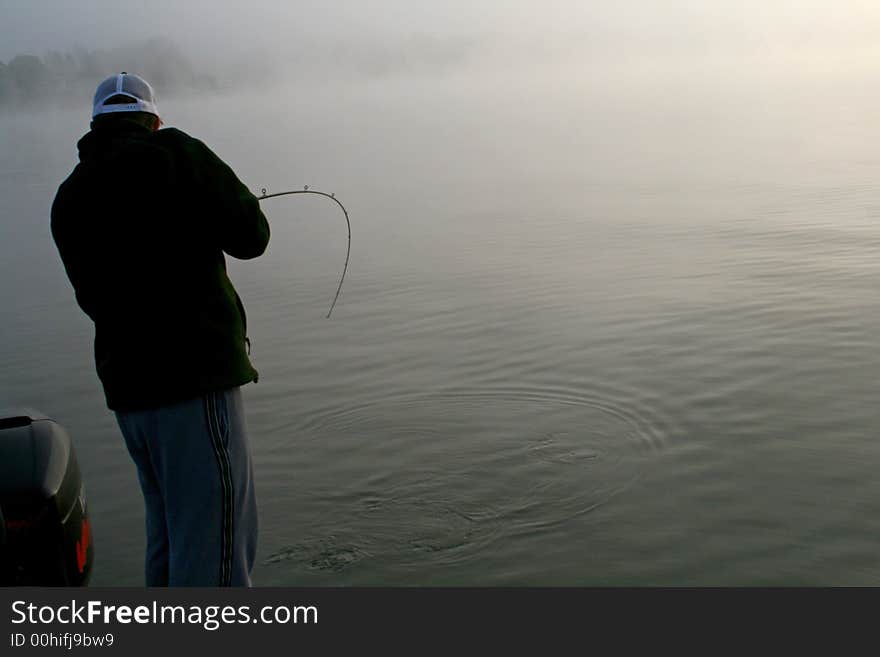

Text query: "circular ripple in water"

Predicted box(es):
[264, 383, 674, 579]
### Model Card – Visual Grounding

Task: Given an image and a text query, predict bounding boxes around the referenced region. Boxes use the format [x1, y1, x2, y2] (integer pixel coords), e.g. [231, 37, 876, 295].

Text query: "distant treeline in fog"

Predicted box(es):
[0, 39, 217, 111]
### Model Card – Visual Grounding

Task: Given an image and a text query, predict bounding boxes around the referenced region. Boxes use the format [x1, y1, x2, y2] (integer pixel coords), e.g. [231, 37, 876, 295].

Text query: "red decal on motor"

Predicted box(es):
[76, 518, 92, 573]
[5, 519, 31, 531]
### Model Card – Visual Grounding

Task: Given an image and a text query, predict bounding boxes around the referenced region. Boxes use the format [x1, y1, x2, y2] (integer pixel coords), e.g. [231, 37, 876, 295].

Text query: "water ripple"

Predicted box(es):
[260, 381, 675, 577]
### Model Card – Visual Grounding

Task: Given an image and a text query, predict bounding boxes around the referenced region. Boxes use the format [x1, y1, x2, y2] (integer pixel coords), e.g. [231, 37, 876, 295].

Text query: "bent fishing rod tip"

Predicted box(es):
[254, 184, 351, 320]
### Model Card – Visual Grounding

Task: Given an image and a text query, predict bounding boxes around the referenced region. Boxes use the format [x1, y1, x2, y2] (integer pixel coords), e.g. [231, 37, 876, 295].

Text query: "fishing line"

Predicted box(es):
[257, 186, 351, 318]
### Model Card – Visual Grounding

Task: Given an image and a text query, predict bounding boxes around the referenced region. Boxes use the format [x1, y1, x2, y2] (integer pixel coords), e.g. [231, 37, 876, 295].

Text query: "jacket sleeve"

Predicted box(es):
[183, 133, 270, 260]
[50, 180, 99, 321]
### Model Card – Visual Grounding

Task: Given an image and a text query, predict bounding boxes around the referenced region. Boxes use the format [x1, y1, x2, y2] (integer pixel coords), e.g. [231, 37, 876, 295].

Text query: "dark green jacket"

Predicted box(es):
[51, 117, 270, 411]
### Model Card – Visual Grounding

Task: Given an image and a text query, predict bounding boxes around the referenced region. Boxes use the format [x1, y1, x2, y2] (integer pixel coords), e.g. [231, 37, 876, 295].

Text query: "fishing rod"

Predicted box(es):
[257, 186, 351, 318]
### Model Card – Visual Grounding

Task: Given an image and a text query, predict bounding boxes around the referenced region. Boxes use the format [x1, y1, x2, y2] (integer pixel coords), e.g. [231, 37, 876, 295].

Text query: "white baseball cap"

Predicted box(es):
[91, 72, 159, 119]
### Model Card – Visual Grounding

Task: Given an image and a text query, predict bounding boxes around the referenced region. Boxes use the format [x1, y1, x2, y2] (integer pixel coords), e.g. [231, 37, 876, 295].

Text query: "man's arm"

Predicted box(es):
[179, 132, 270, 260]
[50, 179, 100, 320]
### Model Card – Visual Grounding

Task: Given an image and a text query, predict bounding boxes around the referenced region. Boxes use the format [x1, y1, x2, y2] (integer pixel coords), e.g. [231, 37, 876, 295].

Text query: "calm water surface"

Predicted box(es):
[3, 74, 880, 585]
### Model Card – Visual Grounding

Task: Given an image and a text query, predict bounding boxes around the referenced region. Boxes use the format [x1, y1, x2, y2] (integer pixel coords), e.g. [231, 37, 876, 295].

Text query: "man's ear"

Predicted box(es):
[152, 115, 163, 131]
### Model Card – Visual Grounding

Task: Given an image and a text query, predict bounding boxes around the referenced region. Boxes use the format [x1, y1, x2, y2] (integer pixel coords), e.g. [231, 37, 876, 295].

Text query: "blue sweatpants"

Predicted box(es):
[115, 387, 258, 586]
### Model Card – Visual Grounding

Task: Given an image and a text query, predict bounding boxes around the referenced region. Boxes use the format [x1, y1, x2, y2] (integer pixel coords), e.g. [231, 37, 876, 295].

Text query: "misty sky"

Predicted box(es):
[5, 1, 880, 69]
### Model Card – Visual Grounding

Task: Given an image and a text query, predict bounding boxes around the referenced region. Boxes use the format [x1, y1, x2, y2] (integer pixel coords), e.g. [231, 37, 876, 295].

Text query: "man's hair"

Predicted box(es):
[91, 109, 159, 130]
[103, 93, 139, 106]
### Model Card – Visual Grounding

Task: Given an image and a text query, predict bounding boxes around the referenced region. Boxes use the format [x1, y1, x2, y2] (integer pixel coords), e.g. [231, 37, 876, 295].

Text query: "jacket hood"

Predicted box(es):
[77, 117, 154, 164]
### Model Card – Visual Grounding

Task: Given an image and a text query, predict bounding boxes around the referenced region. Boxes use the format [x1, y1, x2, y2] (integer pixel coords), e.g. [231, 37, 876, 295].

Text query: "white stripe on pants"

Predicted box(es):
[116, 387, 258, 586]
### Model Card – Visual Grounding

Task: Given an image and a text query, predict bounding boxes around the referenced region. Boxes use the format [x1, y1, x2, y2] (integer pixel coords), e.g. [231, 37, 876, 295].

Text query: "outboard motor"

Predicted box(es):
[0, 409, 93, 586]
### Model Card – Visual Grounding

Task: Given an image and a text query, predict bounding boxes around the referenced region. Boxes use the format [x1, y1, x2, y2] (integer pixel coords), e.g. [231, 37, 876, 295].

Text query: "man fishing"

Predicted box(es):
[51, 72, 270, 587]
